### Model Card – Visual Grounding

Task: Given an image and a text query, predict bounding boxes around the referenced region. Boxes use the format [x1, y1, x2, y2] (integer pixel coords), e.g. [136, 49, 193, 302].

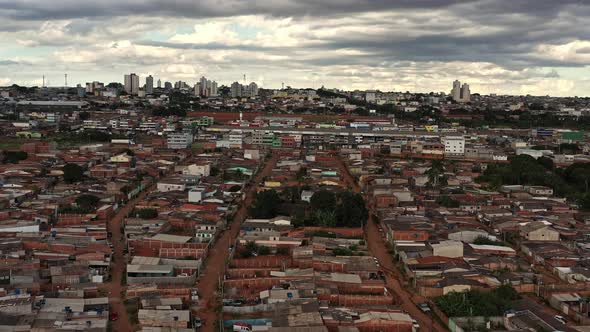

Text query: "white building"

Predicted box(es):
[182, 163, 211, 177]
[451, 80, 470, 103]
[167, 132, 194, 149]
[188, 187, 204, 203]
[230, 82, 242, 98]
[442, 136, 465, 155]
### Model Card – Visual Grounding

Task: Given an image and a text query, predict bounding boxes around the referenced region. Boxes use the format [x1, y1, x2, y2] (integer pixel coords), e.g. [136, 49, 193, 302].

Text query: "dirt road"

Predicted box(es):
[104, 183, 155, 332]
[195, 153, 279, 332]
[333, 156, 448, 332]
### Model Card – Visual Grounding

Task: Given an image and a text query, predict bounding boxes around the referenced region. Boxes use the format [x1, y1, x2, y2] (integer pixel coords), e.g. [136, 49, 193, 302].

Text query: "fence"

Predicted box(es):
[128, 273, 196, 286]
[448, 316, 504, 332]
[317, 294, 394, 306]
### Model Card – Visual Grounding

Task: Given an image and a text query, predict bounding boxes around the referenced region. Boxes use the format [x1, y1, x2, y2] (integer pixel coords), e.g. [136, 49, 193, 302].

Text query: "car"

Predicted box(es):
[417, 303, 431, 313]
[193, 317, 203, 328]
[412, 319, 420, 330]
[554, 315, 567, 324]
[109, 312, 119, 321]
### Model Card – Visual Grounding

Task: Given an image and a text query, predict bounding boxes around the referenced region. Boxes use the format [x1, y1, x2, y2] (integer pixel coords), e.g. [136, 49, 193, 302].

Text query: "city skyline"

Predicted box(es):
[2, 1, 590, 96]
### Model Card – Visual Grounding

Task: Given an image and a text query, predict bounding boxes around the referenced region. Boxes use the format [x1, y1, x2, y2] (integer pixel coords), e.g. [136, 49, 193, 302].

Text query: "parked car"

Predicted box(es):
[193, 317, 203, 328]
[109, 312, 119, 321]
[233, 322, 252, 332]
[554, 315, 567, 324]
[417, 303, 431, 313]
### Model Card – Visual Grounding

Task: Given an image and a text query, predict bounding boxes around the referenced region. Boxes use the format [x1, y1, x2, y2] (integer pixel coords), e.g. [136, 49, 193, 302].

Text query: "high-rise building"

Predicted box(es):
[199, 76, 208, 96]
[194, 76, 219, 97]
[210, 81, 218, 96]
[124, 73, 139, 95]
[164, 81, 172, 90]
[157, 79, 162, 89]
[230, 81, 242, 98]
[247, 82, 259, 97]
[460, 83, 470, 102]
[451, 80, 461, 102]
[85, 81, 104, 94]
[146, 75, 154, 94]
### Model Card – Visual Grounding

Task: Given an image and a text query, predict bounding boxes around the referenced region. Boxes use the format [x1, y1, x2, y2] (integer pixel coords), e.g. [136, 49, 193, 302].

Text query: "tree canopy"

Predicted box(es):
[63, 163, 84, 183]
[435, 285, 519, 317]
[249, 189, 281, 219]
[75, 194, 101, 211]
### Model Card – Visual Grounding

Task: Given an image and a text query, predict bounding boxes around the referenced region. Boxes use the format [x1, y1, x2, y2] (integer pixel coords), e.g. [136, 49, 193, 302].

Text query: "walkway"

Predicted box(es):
[333, 156, 448, 332]
[104, 184, 156, 332]
[195, 153, 279, 332]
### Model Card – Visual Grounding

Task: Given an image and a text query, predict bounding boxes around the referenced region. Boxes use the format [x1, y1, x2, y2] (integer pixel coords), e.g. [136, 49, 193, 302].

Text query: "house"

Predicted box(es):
[431, 240, 464, 258]
[181, 162, 211, 177]
[110, 153, 133, 163]
[448, 229, 490, 243]
[527, 186, 553, 196]
[138, 309, 190, 328]
[520, 222, 560, 241]
[157, 179, 186, 192]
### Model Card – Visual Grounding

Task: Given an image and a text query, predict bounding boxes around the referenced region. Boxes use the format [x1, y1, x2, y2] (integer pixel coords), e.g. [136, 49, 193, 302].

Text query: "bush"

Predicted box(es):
[75, 194, 100, 211]
[276, 247, 290, 255]
[2, 151, 27, 164]
[435, 285, 519, 317]
[134, 208, 158, 219]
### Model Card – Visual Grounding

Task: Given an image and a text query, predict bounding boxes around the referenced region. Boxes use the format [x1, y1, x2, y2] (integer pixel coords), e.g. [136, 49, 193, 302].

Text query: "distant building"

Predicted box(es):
[442, 136, 465, 155]
[145, 75, 154, 94]
[124, 73, 140, 95]
[246, 82, 259, 97]
[85, 81, 104, 94]
[157, 78, 162, 88]
[164, 81, 172, 90]
[231, 81, 242, 98]
[167, 132, 194, 149]
[451, 80, 470, 103]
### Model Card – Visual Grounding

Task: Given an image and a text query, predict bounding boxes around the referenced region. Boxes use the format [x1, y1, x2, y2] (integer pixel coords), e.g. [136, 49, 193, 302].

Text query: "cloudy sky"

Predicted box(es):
[1, 0, 590, 96]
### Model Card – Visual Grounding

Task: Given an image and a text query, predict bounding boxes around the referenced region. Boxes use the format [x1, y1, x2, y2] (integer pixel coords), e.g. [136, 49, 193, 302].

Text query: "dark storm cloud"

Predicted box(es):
[137, 40, 280, 52]
[0, 0, 470, 20]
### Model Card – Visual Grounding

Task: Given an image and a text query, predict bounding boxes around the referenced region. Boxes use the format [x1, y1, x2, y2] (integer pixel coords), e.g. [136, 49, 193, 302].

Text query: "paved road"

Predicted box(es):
[104, 183, 156, 332]
[333, 156, 448, 332]
[195, 153, 279, 332]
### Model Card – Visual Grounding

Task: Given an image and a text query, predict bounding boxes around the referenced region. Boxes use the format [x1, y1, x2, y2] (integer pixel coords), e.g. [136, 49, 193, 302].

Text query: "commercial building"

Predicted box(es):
[167, 132, 194, 149]
[442, 136, 465, 155]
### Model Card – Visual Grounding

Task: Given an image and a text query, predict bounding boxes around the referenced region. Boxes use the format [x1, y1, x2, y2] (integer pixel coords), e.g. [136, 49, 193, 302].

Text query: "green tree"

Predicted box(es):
[249, 190, 281, 219]
[2, 151, 28, 164]
[283, 186, 301, 203]
[63, 163, 84, 183]
[79, 111, 90, 121]
[436, 195, 460, 208]
[296, 167, 307, 182]
[335, 191, 368, 227]
[310, 190, 337, 211]
[134, 208, 158, 219]
[426, 160, 447, 188]
[75, 194, 100, 211]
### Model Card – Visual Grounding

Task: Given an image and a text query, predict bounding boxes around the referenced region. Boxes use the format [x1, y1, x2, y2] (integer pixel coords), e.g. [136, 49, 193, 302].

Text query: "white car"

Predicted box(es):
[554, 315, 567, 324]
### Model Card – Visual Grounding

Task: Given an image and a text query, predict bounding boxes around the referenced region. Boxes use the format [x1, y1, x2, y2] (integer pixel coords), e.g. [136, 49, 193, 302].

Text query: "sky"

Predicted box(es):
[1, 0, 590, 96]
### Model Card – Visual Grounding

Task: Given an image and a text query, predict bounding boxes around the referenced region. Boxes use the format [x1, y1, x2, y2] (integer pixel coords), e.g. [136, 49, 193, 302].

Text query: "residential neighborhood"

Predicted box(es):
[0, 81, 589, 332]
